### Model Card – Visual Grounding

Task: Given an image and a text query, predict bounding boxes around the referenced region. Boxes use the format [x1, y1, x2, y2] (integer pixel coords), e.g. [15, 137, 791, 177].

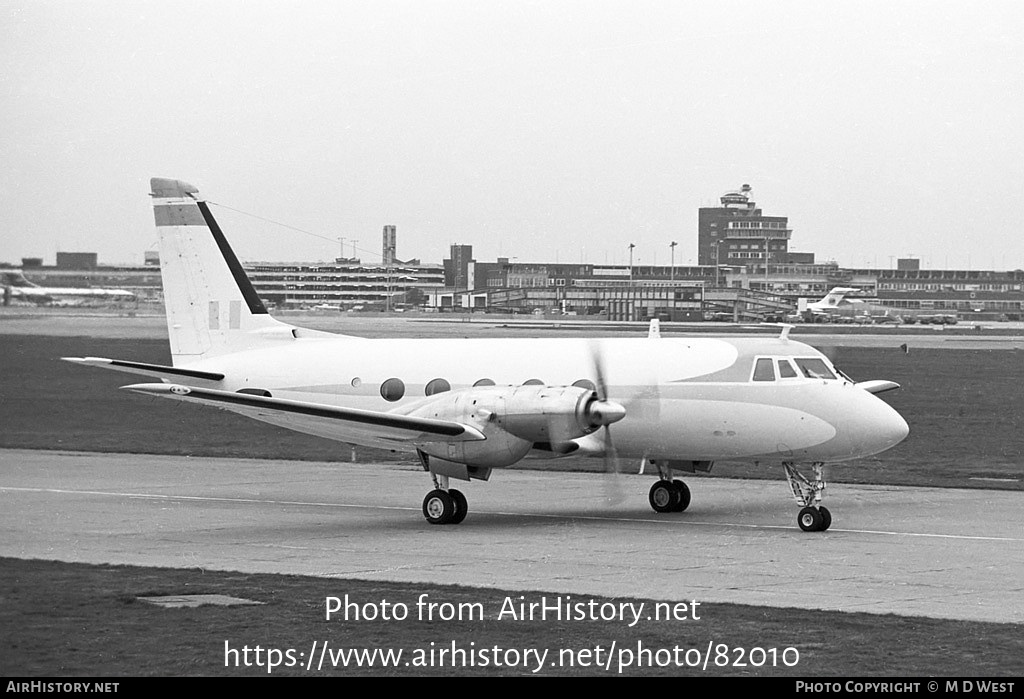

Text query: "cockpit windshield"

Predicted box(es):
[794, 358, 837, 380]
[777, 359, 798, 378]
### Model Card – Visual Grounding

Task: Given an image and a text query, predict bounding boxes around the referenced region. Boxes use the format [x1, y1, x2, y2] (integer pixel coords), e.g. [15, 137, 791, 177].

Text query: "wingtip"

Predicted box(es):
[855, 380, 901, 395]
[120, 382, 177, 394]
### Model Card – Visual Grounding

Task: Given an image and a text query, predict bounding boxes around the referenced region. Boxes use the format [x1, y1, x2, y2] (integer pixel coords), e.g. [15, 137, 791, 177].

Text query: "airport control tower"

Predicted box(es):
[698, 184, 792, 267]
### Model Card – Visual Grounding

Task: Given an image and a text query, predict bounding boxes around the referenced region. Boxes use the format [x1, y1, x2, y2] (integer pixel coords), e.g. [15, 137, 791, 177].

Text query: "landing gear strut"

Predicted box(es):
[422, 472, 468, 525]
[647, 461, 691, 513]
[784, 462, 831, 532]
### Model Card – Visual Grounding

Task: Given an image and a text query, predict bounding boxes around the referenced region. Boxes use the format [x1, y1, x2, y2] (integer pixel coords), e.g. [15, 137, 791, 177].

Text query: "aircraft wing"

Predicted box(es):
[121, 383, 486, 443]
[63, 357, 225, 382]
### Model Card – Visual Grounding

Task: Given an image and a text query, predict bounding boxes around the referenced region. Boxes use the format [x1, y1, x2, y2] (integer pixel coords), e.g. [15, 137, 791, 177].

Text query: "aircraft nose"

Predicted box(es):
[873, 399, 909, 452]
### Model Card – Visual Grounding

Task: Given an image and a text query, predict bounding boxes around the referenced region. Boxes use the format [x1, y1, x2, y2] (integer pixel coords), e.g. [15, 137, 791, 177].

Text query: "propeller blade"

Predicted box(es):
[602, 425, 625, 505]
[588, 340, 625, 504]
[589, 340, 609, 401]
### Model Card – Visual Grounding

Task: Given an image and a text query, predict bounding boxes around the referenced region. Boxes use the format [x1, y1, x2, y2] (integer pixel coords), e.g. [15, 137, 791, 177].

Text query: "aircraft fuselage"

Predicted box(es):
[177, 335, 908, 466]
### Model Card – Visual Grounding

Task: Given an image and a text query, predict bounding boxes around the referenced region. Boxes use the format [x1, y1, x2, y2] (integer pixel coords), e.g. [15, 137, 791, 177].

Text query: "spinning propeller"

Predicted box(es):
[542, 341, 628, 504]
[588, 340, 627, 504]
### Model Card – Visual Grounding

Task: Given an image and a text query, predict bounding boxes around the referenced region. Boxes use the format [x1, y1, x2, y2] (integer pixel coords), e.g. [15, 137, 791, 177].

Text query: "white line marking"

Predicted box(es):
[2, 486, 1022, 542]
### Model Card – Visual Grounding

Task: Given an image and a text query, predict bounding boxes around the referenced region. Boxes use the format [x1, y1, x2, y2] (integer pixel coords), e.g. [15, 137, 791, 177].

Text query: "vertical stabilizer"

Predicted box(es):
[150, 178, 291, 363]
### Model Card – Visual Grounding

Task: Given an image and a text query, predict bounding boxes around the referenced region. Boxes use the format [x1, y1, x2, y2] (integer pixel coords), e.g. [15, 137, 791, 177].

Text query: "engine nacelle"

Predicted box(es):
[493, 384, 601, 443]
[405, 384, 624, 468]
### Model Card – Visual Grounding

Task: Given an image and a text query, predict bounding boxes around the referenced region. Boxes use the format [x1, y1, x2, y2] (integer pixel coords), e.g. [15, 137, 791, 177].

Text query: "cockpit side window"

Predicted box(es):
[777, 359, 798, 378]
[752, 357, 776, 382]
[794, 358, 837, 380]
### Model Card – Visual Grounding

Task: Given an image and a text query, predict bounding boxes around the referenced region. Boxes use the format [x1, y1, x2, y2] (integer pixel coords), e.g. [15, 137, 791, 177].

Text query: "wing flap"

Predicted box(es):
[121, 383, 485, 442]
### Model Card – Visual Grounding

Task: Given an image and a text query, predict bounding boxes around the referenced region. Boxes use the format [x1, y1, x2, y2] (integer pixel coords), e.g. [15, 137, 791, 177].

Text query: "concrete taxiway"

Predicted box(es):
[2, 449, 1022, 624]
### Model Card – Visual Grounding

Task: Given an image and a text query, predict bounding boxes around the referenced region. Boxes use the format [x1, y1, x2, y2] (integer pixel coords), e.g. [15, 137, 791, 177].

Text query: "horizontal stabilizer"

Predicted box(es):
[62, 357, 225, 382]
[122, 383, 486, 441]
[855, 380, 901, 395]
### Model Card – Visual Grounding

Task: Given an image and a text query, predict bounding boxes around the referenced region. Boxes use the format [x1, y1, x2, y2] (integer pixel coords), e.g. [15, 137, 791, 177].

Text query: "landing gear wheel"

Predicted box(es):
[817, 505, 832, 531]
[671, 479, 691, 512]
[448, 489, 468, 525]
[649, 480, 678, 513]
[784, 462, 831, 532]
[423, 489, 455, 525]
[798, 506, 824, 532]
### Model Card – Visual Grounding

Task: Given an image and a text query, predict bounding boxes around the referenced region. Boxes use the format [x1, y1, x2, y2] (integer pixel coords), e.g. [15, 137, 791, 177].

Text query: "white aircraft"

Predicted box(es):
[800, 287, 906, 324]
[1, 269, 136, 304]
[802, 287, 867, 316]
[64, 178, 909, 532]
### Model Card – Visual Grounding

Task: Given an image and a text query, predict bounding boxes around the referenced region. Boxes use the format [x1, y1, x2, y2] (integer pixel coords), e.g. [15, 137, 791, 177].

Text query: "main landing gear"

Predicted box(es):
[422, 473, 468, 525]
[784, 462, 832, 532]
[647, 461, 691, 513]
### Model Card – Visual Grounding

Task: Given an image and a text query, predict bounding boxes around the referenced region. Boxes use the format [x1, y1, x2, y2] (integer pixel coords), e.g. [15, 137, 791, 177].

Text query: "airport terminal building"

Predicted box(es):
[6, 191, 1023, 321]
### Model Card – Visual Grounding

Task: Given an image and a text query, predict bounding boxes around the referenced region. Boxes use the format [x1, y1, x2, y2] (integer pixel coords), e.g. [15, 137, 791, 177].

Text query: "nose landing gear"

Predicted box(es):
[784, 462, 832, 532]
[797, 505, 832, 532]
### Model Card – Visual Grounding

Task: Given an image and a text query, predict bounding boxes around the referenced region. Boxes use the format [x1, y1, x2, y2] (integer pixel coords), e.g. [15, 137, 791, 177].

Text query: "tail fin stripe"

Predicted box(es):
[195, 201, 268, 315]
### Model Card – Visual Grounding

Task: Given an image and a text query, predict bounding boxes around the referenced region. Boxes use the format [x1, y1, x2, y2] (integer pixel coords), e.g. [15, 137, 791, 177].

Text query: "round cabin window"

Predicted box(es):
[425, 378, 451, 396]
[380, 378, 406, 402]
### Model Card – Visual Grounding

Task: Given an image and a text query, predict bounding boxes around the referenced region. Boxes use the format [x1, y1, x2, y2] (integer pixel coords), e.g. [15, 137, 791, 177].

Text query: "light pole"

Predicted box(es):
[627, 243, 636, 322]
[669, 241, 677, 282]
[764, 235, 770, 291]
[712, 242, 721, 288]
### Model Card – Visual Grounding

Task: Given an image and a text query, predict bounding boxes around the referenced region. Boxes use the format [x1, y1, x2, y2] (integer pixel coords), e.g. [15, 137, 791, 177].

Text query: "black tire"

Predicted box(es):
[422, 489, 455, 525]
[671, 479, 691, 512]
[818, 505, 832, 531]
[649, 480, 677, 513]
[449, 489, 468, 525]
[798, 506, 823, 532]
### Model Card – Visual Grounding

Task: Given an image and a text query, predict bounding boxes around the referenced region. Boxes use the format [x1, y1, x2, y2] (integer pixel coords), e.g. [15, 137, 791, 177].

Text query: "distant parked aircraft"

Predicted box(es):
[1, 269, 135, 305]
[804, 287, 868, 317]
[797, 287, 903, 324]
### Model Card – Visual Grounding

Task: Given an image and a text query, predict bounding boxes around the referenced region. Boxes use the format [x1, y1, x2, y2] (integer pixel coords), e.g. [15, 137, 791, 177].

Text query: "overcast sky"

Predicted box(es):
[2, 0, 1022, 270]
